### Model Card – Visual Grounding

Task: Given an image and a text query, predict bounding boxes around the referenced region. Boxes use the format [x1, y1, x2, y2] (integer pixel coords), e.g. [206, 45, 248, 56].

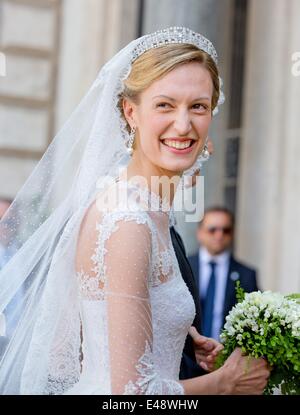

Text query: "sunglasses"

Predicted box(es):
[206, 226, 232, 235]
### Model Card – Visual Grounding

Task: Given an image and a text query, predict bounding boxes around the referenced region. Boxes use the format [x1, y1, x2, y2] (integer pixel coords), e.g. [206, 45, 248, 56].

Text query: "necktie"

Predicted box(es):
[202, 260, 216, 338]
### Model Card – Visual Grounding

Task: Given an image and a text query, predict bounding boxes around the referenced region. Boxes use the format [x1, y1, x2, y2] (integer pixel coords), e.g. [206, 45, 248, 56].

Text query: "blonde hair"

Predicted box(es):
[118, 44, 220, 132]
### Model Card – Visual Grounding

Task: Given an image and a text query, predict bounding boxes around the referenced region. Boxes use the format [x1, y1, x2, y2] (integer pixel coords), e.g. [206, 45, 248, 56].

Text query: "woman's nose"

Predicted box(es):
[173, 109, 192, 135]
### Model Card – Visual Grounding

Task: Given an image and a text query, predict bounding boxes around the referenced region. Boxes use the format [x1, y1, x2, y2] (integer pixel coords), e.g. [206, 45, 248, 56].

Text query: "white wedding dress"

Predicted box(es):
[62, 179, 196, 395]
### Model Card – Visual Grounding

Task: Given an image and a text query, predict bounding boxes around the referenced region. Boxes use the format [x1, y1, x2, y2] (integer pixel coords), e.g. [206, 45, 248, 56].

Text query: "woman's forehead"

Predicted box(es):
[143, 63, 213, 98]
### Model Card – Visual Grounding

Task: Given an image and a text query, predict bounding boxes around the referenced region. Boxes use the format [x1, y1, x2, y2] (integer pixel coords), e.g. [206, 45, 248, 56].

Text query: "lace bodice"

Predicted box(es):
[64, 180, 196, 395]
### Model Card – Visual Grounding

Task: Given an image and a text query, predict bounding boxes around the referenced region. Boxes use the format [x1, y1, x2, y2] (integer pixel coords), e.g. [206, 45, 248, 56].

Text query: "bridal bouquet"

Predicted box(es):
[216, 282, 300, 395]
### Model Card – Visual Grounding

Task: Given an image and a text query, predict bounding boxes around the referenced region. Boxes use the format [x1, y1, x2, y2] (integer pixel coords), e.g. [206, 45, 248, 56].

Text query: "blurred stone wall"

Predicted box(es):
[0, 0, 140, 199]
[236, 0, 300, 292]
[0, 0, 61, 198]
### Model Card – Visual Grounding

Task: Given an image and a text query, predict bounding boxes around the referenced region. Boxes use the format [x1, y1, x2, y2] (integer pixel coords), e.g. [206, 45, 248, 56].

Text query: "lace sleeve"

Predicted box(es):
[76, 203, 184, 395]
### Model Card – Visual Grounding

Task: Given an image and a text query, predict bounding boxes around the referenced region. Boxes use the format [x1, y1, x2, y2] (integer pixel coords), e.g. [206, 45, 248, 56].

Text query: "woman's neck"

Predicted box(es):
[124, 157, 182, 207]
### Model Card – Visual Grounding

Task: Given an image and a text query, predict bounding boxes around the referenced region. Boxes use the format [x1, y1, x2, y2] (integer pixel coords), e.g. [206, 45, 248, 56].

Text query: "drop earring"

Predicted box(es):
[127, 127, 136, 156]
[200, 142, 210, 161]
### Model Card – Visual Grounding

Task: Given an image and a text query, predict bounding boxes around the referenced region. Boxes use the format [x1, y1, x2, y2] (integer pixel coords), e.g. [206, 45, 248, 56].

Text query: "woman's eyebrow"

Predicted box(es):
[152, 95, 210, 101]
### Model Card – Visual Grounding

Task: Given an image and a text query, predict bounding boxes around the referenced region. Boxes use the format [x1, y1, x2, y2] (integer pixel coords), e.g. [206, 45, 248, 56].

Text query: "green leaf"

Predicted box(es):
[235, 280, 245, 303]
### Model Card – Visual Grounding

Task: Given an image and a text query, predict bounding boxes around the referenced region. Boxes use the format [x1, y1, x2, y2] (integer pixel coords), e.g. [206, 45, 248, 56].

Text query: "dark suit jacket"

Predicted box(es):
[170, 226, 206, 379]
[188, 252, 258, 330]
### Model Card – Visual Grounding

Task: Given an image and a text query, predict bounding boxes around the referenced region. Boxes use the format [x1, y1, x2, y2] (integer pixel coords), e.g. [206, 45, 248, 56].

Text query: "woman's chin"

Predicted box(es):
[161, 160, 197, 175]
[145, 155, 198, 176]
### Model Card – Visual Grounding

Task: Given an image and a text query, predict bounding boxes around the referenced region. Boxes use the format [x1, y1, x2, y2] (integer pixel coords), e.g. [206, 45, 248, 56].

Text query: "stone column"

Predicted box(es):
[0, 0, 61, 198]
[236, 0, 300, 293]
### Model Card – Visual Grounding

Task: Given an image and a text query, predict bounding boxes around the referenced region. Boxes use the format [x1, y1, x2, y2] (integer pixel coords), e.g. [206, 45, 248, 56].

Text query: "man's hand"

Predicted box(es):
[189, 326, 223, 372]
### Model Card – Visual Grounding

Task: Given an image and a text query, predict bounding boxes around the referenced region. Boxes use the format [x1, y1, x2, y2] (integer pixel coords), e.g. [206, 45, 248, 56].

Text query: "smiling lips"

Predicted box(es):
[161, 137, 197, 153]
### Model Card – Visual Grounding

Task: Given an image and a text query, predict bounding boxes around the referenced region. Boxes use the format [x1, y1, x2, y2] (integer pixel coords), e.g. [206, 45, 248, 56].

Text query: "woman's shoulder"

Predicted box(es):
[78, 179, 162, 251]
[79, 192, 152, 242]
[76, 194, 154, 276]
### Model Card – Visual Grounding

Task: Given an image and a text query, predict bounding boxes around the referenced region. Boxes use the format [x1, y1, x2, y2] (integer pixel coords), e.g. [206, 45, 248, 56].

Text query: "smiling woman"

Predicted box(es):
[123, 61, 214, 179]
[118, 44, 221, 192]
[0, 27, 269, 396]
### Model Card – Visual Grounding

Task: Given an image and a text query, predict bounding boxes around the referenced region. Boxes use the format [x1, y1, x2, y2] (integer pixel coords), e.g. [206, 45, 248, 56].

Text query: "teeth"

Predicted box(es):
[163, 139, 192, 149]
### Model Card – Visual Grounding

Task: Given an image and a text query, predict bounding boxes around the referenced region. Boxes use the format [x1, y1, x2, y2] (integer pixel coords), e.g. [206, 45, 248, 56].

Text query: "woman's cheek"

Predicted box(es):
[150, 112, 172, 131]
[195, 119, 210, 140]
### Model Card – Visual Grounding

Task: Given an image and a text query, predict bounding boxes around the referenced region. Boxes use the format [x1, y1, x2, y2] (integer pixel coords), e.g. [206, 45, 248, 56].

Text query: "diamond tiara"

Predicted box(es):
[131, 26, 218, 64]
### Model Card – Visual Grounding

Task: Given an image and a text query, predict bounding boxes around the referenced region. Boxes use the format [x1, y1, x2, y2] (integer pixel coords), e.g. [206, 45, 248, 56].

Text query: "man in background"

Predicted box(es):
[188, 207, 258, 341]
[174, 139, 224, 379]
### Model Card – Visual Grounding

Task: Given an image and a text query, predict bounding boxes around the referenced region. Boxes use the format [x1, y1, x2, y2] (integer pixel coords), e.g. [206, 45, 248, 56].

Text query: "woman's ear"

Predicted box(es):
[122, 98, 137, 129]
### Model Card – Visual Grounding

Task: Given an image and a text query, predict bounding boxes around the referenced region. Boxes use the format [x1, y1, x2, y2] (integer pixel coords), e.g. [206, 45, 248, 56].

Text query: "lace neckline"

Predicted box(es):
[115, 176, 172, 215]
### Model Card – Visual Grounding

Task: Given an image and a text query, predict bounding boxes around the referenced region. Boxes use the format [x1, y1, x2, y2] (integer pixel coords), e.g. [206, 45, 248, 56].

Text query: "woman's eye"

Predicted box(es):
[193, 103, 207, 110]
[156, 102, 209, 111]
[157, 102, 171, 108]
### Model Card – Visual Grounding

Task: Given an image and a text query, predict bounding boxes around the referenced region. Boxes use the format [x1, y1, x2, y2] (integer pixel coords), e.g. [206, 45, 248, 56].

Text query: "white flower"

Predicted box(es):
[220, 289, 300, 395]
[223, 290, 300, 340]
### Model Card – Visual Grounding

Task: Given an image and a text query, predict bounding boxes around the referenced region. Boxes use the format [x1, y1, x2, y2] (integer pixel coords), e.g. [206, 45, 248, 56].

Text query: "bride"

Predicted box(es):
[0, 27, 270, 395]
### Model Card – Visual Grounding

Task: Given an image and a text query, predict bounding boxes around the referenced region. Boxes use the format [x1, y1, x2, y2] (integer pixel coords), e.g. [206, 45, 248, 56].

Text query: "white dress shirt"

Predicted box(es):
[198, 247, 230, 340]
